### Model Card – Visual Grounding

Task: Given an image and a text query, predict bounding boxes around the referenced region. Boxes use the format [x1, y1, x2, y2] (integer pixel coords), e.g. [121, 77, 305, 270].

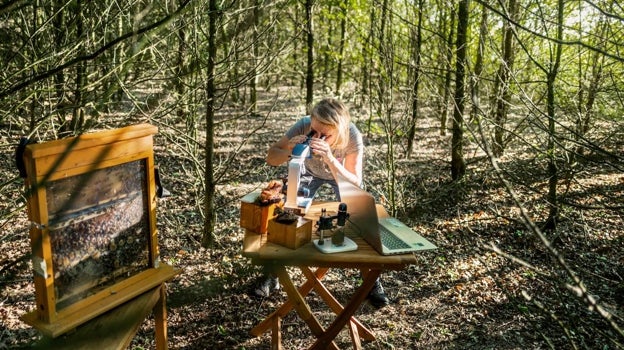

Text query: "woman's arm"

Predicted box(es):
[326, 151, 363, 187]
[266, 134, 308, 166]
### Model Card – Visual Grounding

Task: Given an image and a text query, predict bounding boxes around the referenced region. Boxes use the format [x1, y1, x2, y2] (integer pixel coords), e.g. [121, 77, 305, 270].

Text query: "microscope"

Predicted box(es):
[313, 202, 358, 254]
[283, 131, 358, 253]
[283, 130, 318, 215]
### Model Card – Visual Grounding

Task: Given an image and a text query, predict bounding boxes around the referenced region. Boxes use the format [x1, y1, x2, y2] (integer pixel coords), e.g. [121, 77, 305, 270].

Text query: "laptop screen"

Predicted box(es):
[336, 174, 381, 247]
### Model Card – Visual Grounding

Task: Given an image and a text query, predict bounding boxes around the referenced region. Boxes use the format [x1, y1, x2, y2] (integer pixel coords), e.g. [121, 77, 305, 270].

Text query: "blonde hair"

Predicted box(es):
[311, 98, 351, 150]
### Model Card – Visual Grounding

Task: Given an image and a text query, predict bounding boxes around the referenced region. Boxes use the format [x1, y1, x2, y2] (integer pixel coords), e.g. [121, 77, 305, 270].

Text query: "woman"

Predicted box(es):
[267, 98, 363, 199]
[255, 98, 389, 309]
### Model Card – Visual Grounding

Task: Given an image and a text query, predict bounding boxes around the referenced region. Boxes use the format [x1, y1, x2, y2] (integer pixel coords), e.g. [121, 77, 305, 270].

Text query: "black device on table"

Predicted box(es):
[316, 203, 349, 246]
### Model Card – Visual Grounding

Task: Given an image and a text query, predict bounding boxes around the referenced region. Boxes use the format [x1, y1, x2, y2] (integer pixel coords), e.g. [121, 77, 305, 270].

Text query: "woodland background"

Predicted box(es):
[0, 0, 623, 349]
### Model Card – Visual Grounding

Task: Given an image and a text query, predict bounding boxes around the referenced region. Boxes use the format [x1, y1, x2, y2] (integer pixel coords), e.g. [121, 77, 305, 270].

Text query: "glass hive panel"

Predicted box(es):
[45, 160, 150, 310]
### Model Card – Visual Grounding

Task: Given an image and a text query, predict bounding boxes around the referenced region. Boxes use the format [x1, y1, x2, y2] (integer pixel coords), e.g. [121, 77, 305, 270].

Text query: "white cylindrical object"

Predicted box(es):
[285, 157, 304, 209]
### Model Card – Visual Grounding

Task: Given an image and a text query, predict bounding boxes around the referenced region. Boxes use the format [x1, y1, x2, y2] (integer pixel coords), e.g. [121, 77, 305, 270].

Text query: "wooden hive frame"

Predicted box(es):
[20, 123, 177, 338]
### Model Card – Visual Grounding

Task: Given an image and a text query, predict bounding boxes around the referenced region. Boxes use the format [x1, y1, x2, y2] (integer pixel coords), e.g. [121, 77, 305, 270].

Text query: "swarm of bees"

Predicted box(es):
[49, 194, 150, 306]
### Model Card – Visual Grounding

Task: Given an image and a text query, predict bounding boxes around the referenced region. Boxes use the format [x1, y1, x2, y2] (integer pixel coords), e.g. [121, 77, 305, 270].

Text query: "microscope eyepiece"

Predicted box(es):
[304, 130, 327, 143]
[302, 130, 315, 144]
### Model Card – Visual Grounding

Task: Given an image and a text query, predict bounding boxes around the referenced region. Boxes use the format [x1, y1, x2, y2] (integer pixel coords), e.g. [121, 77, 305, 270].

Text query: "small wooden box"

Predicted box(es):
[267, 217, 312, 249]
[240, 192, 281, 234]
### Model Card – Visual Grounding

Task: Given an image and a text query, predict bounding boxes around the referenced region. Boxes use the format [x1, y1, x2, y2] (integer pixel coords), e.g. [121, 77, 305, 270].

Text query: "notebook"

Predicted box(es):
[336, 175, 437, 255]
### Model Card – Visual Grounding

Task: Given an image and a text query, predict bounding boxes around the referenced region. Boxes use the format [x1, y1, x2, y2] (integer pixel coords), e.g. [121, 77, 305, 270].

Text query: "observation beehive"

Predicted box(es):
[20, 124, 176, 337]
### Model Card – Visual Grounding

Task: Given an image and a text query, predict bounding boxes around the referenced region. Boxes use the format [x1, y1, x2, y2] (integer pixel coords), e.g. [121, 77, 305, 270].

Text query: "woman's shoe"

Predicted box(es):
[253, 275, 280, 298]
[367, 278, 390, 309]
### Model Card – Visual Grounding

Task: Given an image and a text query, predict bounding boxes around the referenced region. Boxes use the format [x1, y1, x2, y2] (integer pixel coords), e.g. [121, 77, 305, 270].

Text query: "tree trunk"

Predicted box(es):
[378, 0, 396, 215]
[321, 28, 331, 91]
[440, 4, 455, 137]
[202, 0, 220, 249]
[175, 0, 188, 122]
[364, 7, 375, 136]
[28, 0, 42, 133]
[335, 4, 347, 95]
[52, 0, 66, 128]
[70, 0, 86, 136]
[544, 0, 564, 231]
[380, 0, 388, 44]
[492, 0, 518, 157]
[406, 0, 423, 157]
[451, 0, 468, 181]
[294, 8, 303, 90]
[362, 7, 375, 99]
[470, 3, 487, 121]
[305, 0, 314, 113]
[250, 0, 260, 112]
[575, 18, 606, 157]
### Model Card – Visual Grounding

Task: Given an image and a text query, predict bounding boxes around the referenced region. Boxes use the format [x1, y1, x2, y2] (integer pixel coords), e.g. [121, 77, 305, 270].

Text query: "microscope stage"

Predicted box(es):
[313, 237, 358, 254]
[284, 197, 313, 215]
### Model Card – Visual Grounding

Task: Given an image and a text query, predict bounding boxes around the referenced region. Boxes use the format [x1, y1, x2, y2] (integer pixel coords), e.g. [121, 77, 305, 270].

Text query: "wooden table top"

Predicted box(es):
[243, 201, 418, 270]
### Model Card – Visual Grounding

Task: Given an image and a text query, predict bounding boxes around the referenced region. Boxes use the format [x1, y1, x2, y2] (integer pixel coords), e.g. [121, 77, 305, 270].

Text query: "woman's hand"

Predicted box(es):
[309, 138, 335, 163]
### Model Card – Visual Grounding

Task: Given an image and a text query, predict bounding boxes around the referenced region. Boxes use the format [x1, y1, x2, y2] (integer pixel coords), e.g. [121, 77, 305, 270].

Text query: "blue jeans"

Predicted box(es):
[301, 176, 341, 201]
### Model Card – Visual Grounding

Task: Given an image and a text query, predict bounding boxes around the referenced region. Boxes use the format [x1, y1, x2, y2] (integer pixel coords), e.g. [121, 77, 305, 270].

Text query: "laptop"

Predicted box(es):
[336, 175, 437, 255]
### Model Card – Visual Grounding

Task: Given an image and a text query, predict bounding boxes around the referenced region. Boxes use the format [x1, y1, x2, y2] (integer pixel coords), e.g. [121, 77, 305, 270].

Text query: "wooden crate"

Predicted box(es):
[240, 192, 281, 234]
[267, 217, 312, 249]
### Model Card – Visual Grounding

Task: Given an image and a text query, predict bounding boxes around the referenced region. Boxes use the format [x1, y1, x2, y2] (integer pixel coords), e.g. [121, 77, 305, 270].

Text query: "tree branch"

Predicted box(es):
[0, 0, 192, 100]
[478, 0, 624, 64]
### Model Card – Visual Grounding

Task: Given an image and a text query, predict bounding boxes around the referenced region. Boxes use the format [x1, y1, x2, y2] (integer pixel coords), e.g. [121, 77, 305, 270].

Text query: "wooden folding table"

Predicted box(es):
[243, 202, 417, 349]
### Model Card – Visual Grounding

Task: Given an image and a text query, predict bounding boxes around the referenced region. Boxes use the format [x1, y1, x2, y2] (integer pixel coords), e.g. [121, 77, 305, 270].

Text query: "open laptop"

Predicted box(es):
[336, 175, 437, 255]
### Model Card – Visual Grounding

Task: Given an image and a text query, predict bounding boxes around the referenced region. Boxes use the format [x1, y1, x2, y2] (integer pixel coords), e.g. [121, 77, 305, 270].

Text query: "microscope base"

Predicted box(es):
[284, 197, 313, 215]
[313, 237, 358, 254]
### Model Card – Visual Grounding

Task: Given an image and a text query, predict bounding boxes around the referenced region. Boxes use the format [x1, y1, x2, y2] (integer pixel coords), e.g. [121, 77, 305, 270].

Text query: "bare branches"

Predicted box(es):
[471, 102, 624, 345]
[0, 0, 192, 100]
[477, 0, 624, 63]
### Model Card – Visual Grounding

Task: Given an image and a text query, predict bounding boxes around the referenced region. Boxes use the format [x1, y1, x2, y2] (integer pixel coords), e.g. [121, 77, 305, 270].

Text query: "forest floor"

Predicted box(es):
[1, 87, 623, 349]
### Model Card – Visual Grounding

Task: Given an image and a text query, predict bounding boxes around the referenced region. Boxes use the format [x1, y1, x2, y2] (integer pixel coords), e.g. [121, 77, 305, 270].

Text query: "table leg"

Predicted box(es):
[347, 320, 362, 350]
[271, 316, 282, 350]
[251, 267, 380, 349]
[300, 267, 375, 342]
[274, 267, 340, 350]
[154, 284, 168, 350]
[309, 269, 381, 350]
[251, 267, 329, 337]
